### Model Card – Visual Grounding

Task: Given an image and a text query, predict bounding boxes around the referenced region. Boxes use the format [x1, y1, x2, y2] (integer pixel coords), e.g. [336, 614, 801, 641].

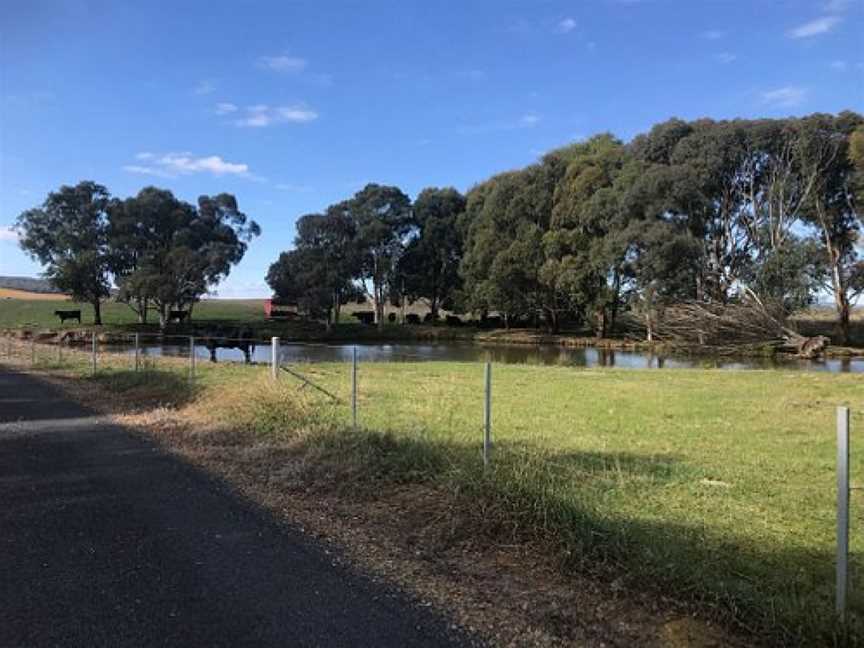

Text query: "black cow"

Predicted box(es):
[203, 326, 257, 363]
[405, 313, 421, 325]
[445, 315, 463, 327]
[169, 310, 189, 324]
[54, 310, 81, 324]
[480, 316, 503, 329]
[352, 311, 375, 325]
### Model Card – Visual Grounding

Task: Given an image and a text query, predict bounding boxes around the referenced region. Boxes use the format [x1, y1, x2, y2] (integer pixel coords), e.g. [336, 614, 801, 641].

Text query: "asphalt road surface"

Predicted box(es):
[0, 366, 470, 647]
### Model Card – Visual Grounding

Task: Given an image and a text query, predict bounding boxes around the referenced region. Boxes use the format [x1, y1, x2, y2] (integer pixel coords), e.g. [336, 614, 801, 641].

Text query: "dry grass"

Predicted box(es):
[0, 288, 70, 300]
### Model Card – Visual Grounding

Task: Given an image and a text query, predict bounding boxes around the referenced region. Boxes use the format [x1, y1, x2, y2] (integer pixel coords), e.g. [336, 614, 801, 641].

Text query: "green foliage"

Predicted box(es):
[108, 188, 260, 327]
[16, 181, 113, 324]
[398, 187, 466, 317]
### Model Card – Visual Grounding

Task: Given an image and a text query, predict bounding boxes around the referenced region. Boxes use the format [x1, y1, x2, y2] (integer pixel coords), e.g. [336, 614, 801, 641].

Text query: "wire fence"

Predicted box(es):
[1, 329, 862, 631]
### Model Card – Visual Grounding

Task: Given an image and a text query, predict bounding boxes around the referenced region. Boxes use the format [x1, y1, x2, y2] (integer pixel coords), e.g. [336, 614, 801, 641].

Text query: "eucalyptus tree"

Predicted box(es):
[17, 181, 113, 324]
[398, 187, 466, 320]
[266, 208, 360, 327]
[796, 112, 864, 342]
[346, 184, 413, 326]
[109, 189, 260, 327]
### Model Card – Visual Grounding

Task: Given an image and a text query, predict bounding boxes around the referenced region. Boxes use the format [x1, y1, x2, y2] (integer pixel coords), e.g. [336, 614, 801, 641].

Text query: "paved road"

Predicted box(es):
[0, 367, 469, 647]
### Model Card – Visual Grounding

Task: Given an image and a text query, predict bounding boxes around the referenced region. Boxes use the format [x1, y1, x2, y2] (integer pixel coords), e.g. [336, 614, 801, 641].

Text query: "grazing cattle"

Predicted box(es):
[54, 310, 81, 324]
[480, 316, 503, 329]
[202, 326, 257, 363]
[169, 310, 189, 324]
[445, 315, 463, 327]
[352, 311, 375, 325]
[423, 313, 437, 324]
[387, 313, 397, 323]
[405, 313, 421, 325]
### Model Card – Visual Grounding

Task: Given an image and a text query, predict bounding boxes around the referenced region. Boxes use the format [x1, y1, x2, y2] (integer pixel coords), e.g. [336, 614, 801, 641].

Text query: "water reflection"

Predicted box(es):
[114, 341, 864, 374]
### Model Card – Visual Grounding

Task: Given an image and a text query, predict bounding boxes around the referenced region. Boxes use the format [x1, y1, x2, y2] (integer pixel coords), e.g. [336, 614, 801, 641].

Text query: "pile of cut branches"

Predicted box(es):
[652, 296, 829, 358]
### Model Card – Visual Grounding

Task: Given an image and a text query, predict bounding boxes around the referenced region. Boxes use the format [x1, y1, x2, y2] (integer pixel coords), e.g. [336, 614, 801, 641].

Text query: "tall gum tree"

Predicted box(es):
[17, 181, 113, 325]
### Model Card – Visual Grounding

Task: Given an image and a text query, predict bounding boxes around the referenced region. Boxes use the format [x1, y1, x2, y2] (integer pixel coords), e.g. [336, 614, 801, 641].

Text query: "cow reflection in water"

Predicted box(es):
[203, 326, 257, 363]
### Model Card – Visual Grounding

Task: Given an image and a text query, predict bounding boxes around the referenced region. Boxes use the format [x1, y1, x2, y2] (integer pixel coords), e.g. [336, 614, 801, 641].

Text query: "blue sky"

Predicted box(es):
[1, 0, 862, 297]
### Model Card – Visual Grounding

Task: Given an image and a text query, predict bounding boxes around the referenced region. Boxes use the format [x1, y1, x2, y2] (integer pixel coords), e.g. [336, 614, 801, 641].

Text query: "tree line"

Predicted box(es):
[16, 182, 260, 326]
[268, 111, 864, 342]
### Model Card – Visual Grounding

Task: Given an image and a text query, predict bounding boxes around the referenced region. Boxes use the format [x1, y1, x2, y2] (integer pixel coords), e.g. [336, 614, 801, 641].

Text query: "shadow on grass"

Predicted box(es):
[89, 368, 199, 413]
[294, 424, 859, 647]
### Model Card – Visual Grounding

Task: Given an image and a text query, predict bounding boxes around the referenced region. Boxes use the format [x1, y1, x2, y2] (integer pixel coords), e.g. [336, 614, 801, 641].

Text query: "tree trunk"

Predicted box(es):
[838, 299, 851, 346]
[158, 304, 168, 331]
[595, 308, 607, 339]
[333, 290, 342, 325]
[93, 299, 102, 326]
[645, 312, 653, 342]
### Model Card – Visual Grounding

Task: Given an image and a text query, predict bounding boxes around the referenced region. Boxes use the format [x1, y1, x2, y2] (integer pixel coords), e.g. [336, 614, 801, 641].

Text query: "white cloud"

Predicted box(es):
[713, 52, 737, 64]
[124, 153, 250, 178]
[258, 55, 307, 72]
[0, 226, 19, 242]
[761, 86, 807, 108]
[519, 113, 541, 127]
[556, 17, 577, 33]
[122, 164, 173, 178]
[830, 60, 848, 70]
[700, 29, 726, 40]
[232, 104, 318, 127]
[193, 80, 215, 95]
[787, 15, 841, 38]
[215, 102, 238, 115]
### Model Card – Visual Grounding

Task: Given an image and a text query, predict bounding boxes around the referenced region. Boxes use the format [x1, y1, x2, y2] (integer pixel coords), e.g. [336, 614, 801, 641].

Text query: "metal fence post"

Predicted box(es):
[57, 339, 62, 364]
[352, 346, 358, 429]
[189, 336, 196, 382]
[271, 337, 280, 380]
[483, 362, 492, 468]
[91, 332, 97, 376]
[837, 406, 850, 623]
[31, 337, 35, 366]
[134, 334, 140, 372]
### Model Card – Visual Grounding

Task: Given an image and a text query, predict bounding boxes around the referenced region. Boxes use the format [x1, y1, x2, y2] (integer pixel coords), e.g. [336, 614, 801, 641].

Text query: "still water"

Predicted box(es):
[127, 340, 864, 373]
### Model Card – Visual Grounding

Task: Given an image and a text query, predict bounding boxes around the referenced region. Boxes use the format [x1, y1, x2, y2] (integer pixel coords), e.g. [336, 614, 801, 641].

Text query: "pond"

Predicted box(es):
[124, 340, 864, 373]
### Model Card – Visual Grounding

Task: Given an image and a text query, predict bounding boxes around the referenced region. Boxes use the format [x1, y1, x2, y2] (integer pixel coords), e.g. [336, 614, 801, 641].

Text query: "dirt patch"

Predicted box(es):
[45, 371, 752, 648]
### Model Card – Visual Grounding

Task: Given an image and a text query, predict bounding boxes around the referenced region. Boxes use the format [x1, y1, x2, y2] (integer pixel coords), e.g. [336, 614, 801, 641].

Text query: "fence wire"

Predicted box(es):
[1, 329, 862, 628]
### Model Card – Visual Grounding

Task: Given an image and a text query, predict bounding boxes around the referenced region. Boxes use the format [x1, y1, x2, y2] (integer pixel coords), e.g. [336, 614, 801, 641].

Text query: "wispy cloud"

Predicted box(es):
[232, 104, 318, 127]
[830, 60, 848, 70]
[215, 102, 238, 115]
[700, 29, 726, 40]
[713, 52, 737, 64]
[760, 86, 807, 108]
[124, 153, 250, 178]
[787, 15, 841, 38]
[460, 113, 542, 135]
[274, 183, 313, 193]
[0, 226, 19, 242]
[519, 113, 541, 127]
[257, 55, 307, 72]
[193, 80, 215, 95]
[556, 17, 577, 34]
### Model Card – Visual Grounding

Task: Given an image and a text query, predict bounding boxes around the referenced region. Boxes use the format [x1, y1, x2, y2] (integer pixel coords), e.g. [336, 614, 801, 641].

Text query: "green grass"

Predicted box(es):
[11, 338, 864, 644]
[180, 359, 863, 644]
[0, 297, 265, 329]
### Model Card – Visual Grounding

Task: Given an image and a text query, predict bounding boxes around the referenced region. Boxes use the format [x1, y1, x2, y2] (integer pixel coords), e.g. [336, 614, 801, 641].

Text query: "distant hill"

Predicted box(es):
[0, 276, 62, 294]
